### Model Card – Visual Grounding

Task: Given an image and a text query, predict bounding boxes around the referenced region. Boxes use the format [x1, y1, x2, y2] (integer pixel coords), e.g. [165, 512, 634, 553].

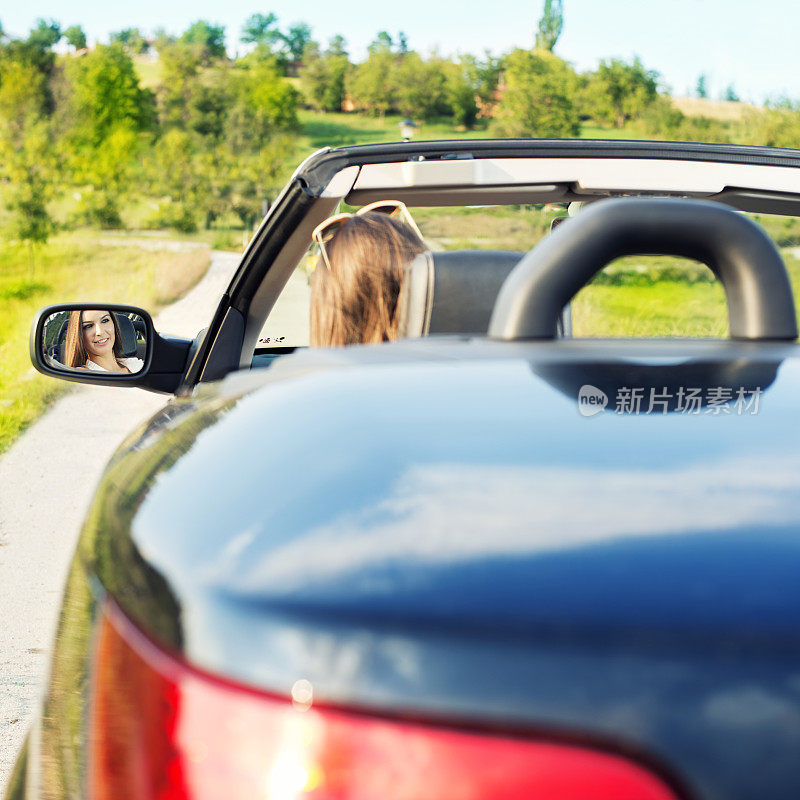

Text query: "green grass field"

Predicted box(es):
[0, 233, 210, 453]
[575, 252, 800, 337]
[296, 110, 496, 149]
[573, 280, 729, 337]
[290, 111, 643, 163]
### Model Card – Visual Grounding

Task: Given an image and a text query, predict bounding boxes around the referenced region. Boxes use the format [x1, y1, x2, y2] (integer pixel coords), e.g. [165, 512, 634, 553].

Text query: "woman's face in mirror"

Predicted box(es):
[81, 310, 116, 359]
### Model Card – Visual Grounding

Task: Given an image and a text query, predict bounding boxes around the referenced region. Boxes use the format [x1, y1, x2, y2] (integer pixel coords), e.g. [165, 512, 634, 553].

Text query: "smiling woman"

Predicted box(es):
[80, 311, 117, 369]
[62, 309, 142, 374]
[59, 309, 144, 374]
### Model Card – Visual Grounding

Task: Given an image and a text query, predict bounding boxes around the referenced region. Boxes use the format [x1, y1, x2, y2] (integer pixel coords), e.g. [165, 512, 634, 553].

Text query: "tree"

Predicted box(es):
[157, 42, 201, 129]
[63, 25, 86, 51]
[73, 127, 140, 228]
[64, 44, 153, 227]
[299, 42, 326, 107]
[0, 57, 47, 139]
[153, 28, 176, 51]
[458, 52, 503, 120]
[0, 19, 61, 93]
[181, 20, 226, 62]
[447, 57, 482, 128]
[327, 35, 348, 57]
[241, 13, 281, 46]
[696, 73, 708, 99]
[395, 53, 449, 120]
[27, 18, 61, 51]
[0, 61, 55, 267]
[147, 128, 201, 231]
[325, 50, 350, 112]
[227, 50, 299, 151]
[110, 28, 149, 54]
[588, 57, 659, 128]
[189, 77, 231, 140]
[348, 49, 397, 118]
[368, 31, 394, 54]
[282, 23, 312, 63]
[535, 0, 564, 52]
[205, 135, 294, 229]
[724, 84, 740, 102]
[67, 43, 154, 146]
[299, 42, 349, 112]
[492, 49, 580, 137]
[2, 122, 55, 270]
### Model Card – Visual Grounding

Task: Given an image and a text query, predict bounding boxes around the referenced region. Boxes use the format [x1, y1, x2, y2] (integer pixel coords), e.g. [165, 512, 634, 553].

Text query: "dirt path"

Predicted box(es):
[0, 249, 241, 787]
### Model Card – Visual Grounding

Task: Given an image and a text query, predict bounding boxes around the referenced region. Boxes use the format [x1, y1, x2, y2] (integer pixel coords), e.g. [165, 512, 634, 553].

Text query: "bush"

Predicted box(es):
[145, 201, 198, 233]
[584, 57, 659, 128]
[492, 49, 580, 138]
[72, 189, 123, 229]
[211, 229, 244, 251]
[395, 54, 450, 120]
[738, 104, 800, 148]
[635, 98, 730, 143]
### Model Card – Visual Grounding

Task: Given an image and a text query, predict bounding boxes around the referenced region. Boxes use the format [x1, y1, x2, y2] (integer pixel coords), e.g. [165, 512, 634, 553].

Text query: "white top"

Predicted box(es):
[84, 357, 143, 374]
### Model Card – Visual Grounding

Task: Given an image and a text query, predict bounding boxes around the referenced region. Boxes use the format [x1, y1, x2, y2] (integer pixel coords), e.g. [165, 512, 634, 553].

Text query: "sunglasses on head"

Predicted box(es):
[312, 200, 424, 271]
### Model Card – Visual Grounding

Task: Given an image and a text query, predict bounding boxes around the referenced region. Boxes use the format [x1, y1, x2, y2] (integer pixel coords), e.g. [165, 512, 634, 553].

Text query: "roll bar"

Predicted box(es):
[488, 198, 798, 341]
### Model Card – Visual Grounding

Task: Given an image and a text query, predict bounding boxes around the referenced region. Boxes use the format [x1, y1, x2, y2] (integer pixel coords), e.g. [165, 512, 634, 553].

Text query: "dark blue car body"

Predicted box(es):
[11, 140, 800, 800]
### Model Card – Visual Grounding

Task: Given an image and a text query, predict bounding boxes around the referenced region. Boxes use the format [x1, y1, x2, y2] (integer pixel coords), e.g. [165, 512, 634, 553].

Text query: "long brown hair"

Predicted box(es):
[310, 213, 426, 346]
[63, 310, 124, 368]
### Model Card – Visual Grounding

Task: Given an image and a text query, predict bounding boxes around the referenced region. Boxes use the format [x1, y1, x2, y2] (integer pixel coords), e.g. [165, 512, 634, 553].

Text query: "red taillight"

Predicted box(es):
[90, 601, 682, 800]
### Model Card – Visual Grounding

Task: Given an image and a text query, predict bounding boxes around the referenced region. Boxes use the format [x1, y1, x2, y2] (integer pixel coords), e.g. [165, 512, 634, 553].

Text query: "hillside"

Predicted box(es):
[671, 97, 756, 121]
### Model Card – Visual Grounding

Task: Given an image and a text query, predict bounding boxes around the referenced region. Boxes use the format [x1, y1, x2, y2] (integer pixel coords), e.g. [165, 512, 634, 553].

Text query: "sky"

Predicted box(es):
[2, 1, 797, 104]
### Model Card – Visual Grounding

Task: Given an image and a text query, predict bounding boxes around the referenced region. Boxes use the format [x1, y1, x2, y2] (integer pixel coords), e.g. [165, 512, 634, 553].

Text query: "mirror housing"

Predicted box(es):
[30, 303, 193, 394]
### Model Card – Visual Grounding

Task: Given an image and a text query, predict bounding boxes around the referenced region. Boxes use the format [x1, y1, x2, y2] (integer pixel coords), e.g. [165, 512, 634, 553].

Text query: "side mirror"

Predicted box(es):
[30, 303, 193, 393]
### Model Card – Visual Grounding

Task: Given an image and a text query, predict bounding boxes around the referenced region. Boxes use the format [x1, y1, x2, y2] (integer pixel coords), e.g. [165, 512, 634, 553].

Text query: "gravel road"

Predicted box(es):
[0, 249, 241, 788]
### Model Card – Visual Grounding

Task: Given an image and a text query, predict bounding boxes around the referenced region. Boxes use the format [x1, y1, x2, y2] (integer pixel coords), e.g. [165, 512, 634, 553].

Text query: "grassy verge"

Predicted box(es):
[573, 280, 729, 337]
[0, 232, 210, 453]
[573, 252, 800, 337]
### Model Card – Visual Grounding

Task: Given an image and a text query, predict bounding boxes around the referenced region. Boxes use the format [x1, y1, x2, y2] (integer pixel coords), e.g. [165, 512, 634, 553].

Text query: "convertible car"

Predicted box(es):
[9, 139, 800, 800]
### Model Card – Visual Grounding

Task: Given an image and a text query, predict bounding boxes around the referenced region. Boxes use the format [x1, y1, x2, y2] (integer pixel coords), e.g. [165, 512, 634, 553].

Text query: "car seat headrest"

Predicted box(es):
[52, 319, 69, 364]
[398, 250, 525, 338]
[114, 313, 138, 358]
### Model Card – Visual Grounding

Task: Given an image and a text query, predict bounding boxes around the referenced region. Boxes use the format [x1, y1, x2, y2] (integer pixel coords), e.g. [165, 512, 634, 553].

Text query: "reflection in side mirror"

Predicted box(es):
[35, 305, 152, 378]
[31, 302, 195, 394]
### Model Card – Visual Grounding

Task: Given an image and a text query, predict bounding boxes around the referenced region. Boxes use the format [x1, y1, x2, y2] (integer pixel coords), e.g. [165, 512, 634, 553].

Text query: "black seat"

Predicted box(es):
[49, 319, 69, 364]
[114, 313, 138, 357]
[398, 250, 571, 338]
